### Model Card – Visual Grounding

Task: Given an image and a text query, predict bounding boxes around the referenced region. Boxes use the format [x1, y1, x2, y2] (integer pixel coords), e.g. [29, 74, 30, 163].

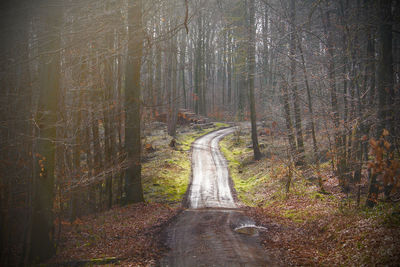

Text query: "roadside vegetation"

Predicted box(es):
[220, 127, 400, 266]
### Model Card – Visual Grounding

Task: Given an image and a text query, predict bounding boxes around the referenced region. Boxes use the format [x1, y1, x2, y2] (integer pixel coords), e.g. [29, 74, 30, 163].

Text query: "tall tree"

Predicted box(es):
[124, 0, 144, 204]
[367, 0, 393, 207]
[376, 0, 394, 138]
[168, 31, 179, 137]
[323, 1, 347, 189]
[289, 0, 305, 165]
[297, 35, 324, 191]
[30, 0, 62, 261]
[248, 0, 261, 160]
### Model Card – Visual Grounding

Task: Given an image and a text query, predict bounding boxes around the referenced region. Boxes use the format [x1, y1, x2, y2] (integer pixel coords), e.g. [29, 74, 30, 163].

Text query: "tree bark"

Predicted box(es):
[30, 0, 62, 261]
[124, 0, 144, 204]
[323, 2, 347, 190]
[297, 36, 324, 191]
[367, 0, 393, 207]
[289, 0, 305, 166]
[168, 34, 178, 137]
[248, 0, 261, 160]
[180, 34, 187, 109]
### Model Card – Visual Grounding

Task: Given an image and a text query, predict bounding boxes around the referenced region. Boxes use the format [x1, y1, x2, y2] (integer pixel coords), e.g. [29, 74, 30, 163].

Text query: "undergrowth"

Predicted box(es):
[220, 128, 400, 266]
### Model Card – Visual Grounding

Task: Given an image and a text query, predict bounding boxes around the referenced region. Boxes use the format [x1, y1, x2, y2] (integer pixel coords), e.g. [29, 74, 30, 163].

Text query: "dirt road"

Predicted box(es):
[188, 127, 236, 209]
[160, 128, 275, 266]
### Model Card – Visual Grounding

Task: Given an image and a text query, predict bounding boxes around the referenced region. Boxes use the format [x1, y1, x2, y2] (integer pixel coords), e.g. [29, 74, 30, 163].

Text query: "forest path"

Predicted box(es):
[188, 127, 236, 209]
[160, 128, 275, 267]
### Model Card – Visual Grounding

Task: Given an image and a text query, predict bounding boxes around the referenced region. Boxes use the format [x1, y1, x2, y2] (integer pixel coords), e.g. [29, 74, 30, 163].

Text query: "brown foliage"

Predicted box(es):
[368, 135, 400, 194]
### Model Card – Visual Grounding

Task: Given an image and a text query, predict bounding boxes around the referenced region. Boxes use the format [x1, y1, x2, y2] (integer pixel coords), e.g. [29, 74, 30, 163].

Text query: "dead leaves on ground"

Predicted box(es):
[247, 197, 400, 266]
[47, 203, 180, 266]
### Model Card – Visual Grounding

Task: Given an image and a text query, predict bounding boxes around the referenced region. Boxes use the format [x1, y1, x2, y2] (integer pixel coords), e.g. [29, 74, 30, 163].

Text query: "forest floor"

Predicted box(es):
[46, 203, 181, 266]
[46, 122, 400, 266]
[220, 126, 400, 266]
[45, 122, 229, 266]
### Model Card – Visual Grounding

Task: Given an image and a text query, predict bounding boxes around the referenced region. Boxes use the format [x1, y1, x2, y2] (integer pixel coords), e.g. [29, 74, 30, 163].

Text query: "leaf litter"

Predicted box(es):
[47, 203, 181, 266]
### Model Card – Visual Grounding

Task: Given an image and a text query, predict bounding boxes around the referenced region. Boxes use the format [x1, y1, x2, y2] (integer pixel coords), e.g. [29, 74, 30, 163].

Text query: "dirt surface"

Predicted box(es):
[161, 128, 275, 266]
[188, 127, 237, 208]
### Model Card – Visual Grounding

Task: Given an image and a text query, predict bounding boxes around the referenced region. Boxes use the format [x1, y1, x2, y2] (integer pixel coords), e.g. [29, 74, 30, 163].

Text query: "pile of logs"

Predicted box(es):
[178, 109, 208, 125]
[155, 109, 208, 125]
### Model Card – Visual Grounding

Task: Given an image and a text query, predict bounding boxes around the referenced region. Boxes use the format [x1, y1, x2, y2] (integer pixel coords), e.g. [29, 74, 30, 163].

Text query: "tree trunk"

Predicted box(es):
[124, 0, 144, 204]
[70, 90, 82, 221]
[281, 79, 297, 157]
[155, 24, 162, 117]
[248, 0, 261, 160]
[289, 0, 305, 166]
[168, 34, 178, 137]
[180, 34, 187, 109]
[194, 13, 202, 115]
[227, 30, 232, 105]
[262, 4, 269, 114]
[30, 0, 62, 261]
[297, 36, 324, 191]
[367, 0, 393, 207]
[323, 3, 347, 190]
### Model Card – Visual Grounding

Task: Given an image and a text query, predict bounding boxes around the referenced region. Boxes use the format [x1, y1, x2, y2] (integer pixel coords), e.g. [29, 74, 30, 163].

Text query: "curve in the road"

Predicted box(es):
[188, 127, 236, 208]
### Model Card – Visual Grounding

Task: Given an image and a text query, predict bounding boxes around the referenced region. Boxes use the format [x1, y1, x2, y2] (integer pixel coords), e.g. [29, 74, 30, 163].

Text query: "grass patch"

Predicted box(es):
[220, 133, 274, 206]
[214, 122, 230, 128]
[142, 148, 190, 204]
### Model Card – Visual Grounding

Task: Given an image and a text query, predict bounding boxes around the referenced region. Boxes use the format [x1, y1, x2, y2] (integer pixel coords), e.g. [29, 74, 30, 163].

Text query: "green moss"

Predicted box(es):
[214, 122, 230, 128]
[220, 133, 268, 206]
[142, 149, 190, 204]
[220, 131, 340, 214]
[283, 209, 305, 223]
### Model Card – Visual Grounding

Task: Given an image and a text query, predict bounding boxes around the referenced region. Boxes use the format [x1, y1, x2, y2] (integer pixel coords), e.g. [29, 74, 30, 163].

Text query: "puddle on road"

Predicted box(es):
[233, 224, 268, 236]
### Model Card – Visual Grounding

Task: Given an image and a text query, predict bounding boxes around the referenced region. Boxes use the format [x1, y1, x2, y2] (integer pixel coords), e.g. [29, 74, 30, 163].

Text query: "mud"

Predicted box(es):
[160, 128, 276, 266]
[160, 209, 274, 267]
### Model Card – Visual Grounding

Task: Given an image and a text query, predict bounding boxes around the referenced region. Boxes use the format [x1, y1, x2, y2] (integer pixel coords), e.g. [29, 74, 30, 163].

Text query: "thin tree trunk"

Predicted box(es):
[289, 0, 305, 166]
[227, 31, 232, 105]
[248, 0, 261, 160]
[323, 3, 347, 189]
[70, 90, 82, 221]
[168, 35, 178, 137]
[297, 36, 324, 191]
[180, 34, 187, 109]
[103, 66, 113, 210]
[281, 79, 297, 157]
